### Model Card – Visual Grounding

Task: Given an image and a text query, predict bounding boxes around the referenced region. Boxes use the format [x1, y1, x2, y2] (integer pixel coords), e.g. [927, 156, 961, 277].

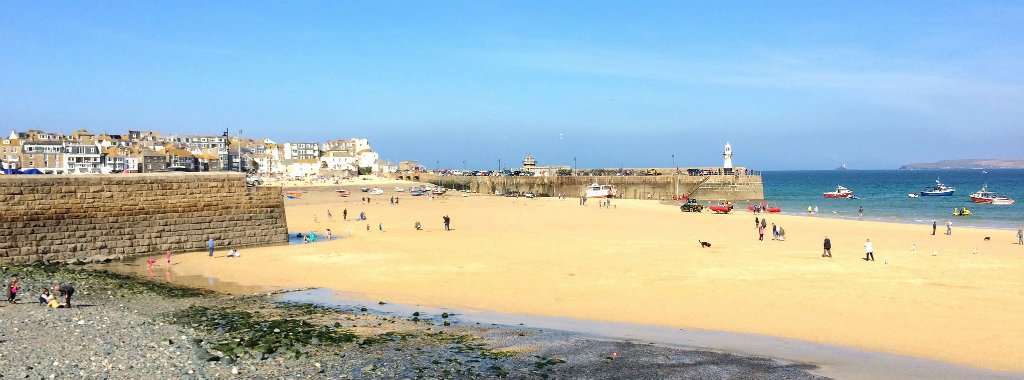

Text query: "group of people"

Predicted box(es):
[755, 217, 785, 241]
[6, 275, 74, 309]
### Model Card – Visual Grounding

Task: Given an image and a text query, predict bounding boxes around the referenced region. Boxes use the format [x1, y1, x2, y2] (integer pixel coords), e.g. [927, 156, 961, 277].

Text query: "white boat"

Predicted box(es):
[394, 187, 405, 192]
[991, 198, 1015, 205]
[907, 193, 919, 198]
[823, 185, 853, 198]
[585, 183, 616, 198]
[369, 187, 384, 195]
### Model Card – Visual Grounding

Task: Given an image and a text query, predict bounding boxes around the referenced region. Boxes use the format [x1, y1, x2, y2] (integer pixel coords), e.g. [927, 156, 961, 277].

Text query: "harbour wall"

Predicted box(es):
[0, 172, 288, 264]
[396, 171, 764, 201]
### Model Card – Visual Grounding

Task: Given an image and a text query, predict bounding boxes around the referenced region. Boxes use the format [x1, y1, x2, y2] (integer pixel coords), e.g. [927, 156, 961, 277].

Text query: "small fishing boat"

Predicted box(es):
[585, 183, 616, 198]
[369, 187, 384, 195]
[284, 192, 302, 199]
[359, 187, 370, 192]
[920, 179, 955, 196]
[907, 193, 919, 198]
[970, 185, 1013, 204]
[394, 187, 405, 192]
[410, 189, 427, 196]
[335, 189, 350, 197]
[430, 187, 446, 195]
[823, 185, 852, 198]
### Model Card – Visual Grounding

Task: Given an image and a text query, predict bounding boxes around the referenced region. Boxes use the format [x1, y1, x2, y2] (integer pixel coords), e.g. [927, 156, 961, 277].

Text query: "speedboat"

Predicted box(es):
[991, 197, 1015, 205]
[920, 180, 955, 196]
[823, 185, 852, 198]
[585, 183, 616, 198]
[907, 193, 919, 198]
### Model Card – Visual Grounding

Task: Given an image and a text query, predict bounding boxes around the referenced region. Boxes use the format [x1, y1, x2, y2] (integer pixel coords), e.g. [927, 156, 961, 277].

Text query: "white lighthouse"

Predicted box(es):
[723, 142, 733, 169]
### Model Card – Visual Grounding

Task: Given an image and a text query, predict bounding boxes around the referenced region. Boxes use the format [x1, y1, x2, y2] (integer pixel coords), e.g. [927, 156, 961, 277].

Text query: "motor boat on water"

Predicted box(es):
[920, 180, 955, 196]
[991, 198, 1015, 205]
[970, 185, 1013, 204]
[585, 183, 616, 198]
[907, 193, 919, 198]
[823, 185, 853, 198]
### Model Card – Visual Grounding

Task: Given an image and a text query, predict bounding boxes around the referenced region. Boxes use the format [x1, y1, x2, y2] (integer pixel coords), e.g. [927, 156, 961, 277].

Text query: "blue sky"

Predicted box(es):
[2, 1, 1022, 170]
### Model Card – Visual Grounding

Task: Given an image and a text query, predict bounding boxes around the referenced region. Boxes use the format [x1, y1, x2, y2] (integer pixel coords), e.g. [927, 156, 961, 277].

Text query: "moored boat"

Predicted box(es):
[335, 189, 350, 197]
[284, 192, 302, 199]
[920, 180, 955, 196]
[991, 197, 1015, 205]
[970, 185, 1013, 204]
[369, 187, 384, 195]
[709, 201, 733, 214]
[584, 183, 616, 198]
[823, 185, 852, 198]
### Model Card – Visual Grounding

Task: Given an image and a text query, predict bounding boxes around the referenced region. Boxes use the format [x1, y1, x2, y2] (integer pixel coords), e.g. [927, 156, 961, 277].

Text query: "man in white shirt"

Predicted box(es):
[864, 239, 875, 261]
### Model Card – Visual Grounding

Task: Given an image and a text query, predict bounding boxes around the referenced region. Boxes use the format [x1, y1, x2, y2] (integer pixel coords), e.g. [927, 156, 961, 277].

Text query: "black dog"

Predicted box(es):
[983, 236, 990, 241]
[699, 241, 711, 248]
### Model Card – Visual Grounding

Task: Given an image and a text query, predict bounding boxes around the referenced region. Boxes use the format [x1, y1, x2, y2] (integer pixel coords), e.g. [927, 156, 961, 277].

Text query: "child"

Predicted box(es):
[165, 251, 171, 265]
[39, 289, 59, 308]
[228, 249, 240, 258]
[147, 258, 156, 268]
[326, 229, 332, 241]
[7, 275, 19, 303]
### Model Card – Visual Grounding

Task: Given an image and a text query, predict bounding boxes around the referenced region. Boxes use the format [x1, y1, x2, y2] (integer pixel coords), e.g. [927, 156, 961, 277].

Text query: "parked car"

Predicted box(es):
[246, 174, 263, 187]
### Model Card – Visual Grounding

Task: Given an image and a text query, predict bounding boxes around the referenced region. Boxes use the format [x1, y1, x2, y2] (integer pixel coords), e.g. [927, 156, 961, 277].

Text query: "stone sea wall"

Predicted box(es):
[0, 172, 287, 264]
[414, 173, 764, 201]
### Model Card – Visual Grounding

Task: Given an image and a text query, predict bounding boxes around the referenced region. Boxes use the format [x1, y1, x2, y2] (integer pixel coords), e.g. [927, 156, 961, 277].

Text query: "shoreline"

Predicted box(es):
[156, 185, 1024, 373]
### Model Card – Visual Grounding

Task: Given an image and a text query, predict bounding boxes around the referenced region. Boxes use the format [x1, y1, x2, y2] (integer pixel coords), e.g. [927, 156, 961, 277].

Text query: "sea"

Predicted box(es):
[758, 169, 1024, 230]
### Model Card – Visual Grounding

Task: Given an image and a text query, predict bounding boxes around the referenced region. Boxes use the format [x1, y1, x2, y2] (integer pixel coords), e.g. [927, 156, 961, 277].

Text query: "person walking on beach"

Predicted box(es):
[771, 223, 778, 240]
[327, 210, 332, 221]
[822, 236, 832, 257]
[1018, 226, 1022, 245]
[864, 239, 875, 261]
[754, 217, 759, 229]
[207, 237, 215, 257]
[343, 209, 347, 220]
[378, 223, 384, 232]
[758, 224, 765, 241]
[946, 220, 952, 235]
[932, 221, 937, 235]
[53, 284, 74, 307]
[760, 218, 767, 231]
[165, 250, 171, 265]
[807, 205, 812, 215]
[443, 215, 451, 231]
[858, 206, 863, 217]
[326, 229, 332, 241]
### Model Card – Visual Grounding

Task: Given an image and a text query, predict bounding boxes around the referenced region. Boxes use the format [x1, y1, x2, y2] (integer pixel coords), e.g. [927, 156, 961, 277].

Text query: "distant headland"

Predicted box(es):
[899, 158, 1024, 170]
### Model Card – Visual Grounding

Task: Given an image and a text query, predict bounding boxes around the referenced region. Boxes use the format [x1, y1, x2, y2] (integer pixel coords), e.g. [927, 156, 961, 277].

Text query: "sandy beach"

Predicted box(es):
[167, 182, 1024, 373]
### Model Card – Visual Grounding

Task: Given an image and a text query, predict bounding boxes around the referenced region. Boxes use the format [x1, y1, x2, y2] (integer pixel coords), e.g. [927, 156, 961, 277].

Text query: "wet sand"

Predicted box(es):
[162, 183, 1024, 373]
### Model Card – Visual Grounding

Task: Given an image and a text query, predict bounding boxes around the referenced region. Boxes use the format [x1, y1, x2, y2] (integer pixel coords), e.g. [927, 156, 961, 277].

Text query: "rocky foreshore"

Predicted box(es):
[0, 265, 827, 379]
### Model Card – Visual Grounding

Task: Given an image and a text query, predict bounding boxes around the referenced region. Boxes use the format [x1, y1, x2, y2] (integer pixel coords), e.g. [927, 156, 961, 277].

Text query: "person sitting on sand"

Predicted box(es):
[227, 249, 240, 258]
[415, 221, 422, 230]
[39, 289, 54, 306]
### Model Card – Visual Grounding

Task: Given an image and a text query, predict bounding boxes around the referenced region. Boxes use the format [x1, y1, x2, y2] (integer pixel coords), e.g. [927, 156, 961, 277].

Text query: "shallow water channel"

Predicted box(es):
[95, 258, 1022, 380]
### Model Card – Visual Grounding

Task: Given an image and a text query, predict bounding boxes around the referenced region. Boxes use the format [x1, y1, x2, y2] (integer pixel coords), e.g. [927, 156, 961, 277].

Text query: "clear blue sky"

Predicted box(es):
[2, 1, 1022, 170]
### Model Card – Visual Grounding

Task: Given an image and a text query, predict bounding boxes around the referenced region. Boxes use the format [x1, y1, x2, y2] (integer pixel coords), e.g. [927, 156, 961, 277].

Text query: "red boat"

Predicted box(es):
[823, 185, 852, 198]
[747, 203, 781, 212]
[709, 202, 734, 214]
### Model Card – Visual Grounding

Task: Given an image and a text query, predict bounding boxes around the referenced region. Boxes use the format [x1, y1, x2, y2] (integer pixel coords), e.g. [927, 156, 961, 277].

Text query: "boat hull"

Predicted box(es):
[920, 190, 954, 196]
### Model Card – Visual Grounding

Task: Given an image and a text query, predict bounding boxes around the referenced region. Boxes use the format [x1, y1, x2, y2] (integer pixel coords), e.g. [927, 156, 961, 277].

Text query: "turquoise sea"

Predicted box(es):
[757, 169, 1024, 230]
